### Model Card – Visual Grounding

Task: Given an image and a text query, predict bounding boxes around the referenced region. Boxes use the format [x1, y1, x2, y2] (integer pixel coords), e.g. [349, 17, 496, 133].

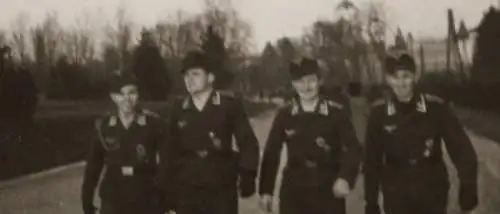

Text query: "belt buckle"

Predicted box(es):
[121, 166, 134, 176]
[197, 150, 208, 158]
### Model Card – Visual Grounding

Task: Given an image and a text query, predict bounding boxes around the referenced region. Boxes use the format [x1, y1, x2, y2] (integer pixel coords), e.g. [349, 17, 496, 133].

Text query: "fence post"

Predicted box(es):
[419, 44, 425, 74]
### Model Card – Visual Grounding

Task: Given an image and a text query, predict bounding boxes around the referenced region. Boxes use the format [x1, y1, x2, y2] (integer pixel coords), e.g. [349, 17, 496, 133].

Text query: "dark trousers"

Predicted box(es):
[381, 166, 450, 214]
[382, 185, 448, 214]
[176, 184, 238, 214]
[279, 184, 346, 214]
[100, 201, 162, 214]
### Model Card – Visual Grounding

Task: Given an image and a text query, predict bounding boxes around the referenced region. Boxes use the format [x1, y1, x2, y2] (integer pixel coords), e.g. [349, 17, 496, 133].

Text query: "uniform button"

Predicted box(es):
[197, 150, 208, 158]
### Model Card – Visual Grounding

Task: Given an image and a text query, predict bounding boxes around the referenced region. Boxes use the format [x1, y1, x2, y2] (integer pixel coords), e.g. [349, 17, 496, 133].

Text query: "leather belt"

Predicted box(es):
[385, 155, 441, 167]
[106, 165, 156, 177]
[182, 149, 234, 159]
[287, 159, 320, 169]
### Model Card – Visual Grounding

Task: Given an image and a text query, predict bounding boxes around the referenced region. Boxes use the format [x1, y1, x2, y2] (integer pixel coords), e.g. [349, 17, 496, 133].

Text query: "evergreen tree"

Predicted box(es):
[131, 29, 170, 100]
[457, 20, 469, 40]
[259, 42, 284, 93]
[394, 27, 407, 50]
[277, 37, 297, 62]
[471, 7, 500, 83]
[200, 25, 231, 90]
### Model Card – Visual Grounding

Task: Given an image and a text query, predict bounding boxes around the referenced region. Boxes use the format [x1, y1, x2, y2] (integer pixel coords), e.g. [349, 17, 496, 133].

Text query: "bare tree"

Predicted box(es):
[10, 13, 31, 64]
[154, 11, 199, 59]
[30, 13, 64, 96]
[199, 0, 253, 57]
[359, 2, 390, 84]
[151, 11, 201, 93]
[64, 14, 96, 65]
[40, 13, 64, 66]
[102, 6, 134, 73]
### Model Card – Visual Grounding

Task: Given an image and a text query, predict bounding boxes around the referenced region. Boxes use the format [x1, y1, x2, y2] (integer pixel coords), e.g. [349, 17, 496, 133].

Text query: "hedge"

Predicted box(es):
[0, 99, 277, 181]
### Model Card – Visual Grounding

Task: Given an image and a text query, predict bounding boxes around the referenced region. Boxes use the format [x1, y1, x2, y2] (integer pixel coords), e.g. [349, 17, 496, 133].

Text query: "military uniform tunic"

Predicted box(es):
[162, 91, 260, 214]
[81, 109, 166, 214]
[259, 97, 362, 214]
[364, 93, 478, 214]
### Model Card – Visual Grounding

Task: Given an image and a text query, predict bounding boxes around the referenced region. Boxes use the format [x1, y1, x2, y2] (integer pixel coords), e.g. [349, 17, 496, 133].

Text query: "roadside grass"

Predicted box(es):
[455, 107, 500, 144]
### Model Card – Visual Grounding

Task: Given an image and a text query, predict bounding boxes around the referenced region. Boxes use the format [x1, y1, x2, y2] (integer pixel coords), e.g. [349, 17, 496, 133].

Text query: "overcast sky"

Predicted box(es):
[0, 0, 496, 51]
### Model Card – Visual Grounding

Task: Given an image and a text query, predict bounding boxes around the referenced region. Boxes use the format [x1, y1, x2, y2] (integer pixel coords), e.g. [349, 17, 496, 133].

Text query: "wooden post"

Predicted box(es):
[446, 9, 453, 73]
[448, 11, 465, 82]
[454, 39, 465, 82]
[419, 44, 425, 74]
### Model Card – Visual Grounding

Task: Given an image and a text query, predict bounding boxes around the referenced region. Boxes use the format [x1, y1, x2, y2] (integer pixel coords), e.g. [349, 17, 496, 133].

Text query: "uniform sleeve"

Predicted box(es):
[258, 110, 286, 195]
[81, 119, 106, 209]
[439, 104, 478, 211]
[161, 104, 181, 181]
[152, 116, 168, 185]
[231, 99, 260, 173]
[336, 109, 362, 188]
[363, 111, 384, 208]
[158, 104, 181, 210]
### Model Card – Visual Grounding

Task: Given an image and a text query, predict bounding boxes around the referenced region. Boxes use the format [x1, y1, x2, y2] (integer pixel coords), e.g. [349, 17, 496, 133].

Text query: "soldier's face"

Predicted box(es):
[184, 68, 215, 95]
[386, 70, 416, 99]
[110, 85, 139, 113]
[292, 74, 321, 100]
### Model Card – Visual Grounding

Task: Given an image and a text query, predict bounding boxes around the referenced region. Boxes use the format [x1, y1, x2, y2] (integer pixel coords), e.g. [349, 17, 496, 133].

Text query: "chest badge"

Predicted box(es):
[209, 132, 222, 149]
[136, 144, 147, 162]
[384, 125, 397, 133]
[103, 137, 120, 150]
[178, 120, 187, 128]
[285, 129, 296, 137]
[423, 138, 434, 157]
[315, 136, 330, 151]
[423, 150, 431, 157]
[319, 102, 329, 116]
[425, 139, 434, 147]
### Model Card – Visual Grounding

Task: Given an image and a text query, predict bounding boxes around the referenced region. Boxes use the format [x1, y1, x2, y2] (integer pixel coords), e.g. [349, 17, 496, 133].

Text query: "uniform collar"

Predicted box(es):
[182, 90, 220, 110]
[108, 109, 147, 127]
[386, 93, 427, 116]
[290, 96, 329, 116]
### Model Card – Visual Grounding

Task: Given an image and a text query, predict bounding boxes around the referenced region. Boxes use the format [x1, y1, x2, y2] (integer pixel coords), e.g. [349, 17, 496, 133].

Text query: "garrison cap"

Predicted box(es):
[290, 58, 320, 80]
[108, 74, 138, 93]
[385, 53, 416, 75]
[181, 50, 211, 74]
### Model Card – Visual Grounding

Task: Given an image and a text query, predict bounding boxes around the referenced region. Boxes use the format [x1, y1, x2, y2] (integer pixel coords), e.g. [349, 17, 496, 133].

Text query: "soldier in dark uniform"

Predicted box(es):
[161, 51, 259, 214]
[259, 58, 362, 214]
[363, 54, 478, 214]
[81, 75, 166, 214]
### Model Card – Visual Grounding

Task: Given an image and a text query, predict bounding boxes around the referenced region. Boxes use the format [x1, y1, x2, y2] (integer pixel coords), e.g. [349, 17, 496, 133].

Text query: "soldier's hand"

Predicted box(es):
[333, 178, 350, 198]
[259, 194, 273, 213]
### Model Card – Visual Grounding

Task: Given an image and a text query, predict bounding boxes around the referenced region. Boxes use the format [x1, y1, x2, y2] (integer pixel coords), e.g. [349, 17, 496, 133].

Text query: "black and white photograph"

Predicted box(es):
[0, 0, 499, 213]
